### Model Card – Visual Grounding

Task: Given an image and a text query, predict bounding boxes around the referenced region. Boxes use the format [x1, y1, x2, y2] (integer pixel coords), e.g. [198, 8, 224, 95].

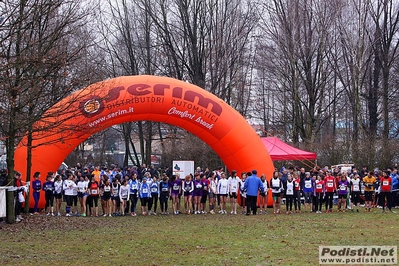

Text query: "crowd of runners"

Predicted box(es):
[12, 163, 399, 220]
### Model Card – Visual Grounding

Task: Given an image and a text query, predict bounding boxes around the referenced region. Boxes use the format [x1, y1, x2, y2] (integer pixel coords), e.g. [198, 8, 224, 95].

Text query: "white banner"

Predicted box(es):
[0, 187, 6, 217]
[172, 160, 194, 179]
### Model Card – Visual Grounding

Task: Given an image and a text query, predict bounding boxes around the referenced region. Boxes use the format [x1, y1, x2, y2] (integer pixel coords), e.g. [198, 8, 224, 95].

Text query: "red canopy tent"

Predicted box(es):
[261, 137, 317, 161]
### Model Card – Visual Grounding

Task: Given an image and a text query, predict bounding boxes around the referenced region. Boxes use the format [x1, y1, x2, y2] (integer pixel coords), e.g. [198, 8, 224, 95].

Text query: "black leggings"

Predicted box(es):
[45, 193, 54, 208]
[65, 195, 73, 206]
[88, 195, 99, 208]
[294, 190, 301, 210]
[286, 195, 294, 211]
[325, 192, 334, 210]
[148, 194, 158, 212]
[160, 193, 169, 212]
[315, 192, 323, 211]
[379, 191, 391, 210]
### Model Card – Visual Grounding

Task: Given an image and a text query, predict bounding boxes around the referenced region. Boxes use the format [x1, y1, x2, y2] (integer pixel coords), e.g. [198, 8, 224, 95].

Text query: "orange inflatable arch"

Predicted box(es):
[14, 75, 274, 209]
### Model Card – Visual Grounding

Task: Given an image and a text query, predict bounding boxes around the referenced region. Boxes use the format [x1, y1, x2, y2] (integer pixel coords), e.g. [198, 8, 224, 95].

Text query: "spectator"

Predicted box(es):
[243, 170, 264, 215]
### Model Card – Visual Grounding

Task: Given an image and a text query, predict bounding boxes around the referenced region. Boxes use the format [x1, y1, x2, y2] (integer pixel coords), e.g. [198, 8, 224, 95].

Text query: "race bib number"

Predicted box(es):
[162, 188, 168, 192]
[327, 183, 333, 187]
[353, 185, 359, 191]
[91, 189, 98, 195]
[232, 185, 237, 190]
[383, 181, 389, 186]
[295, 182, 299, 187]
[287, 188, 293, 194]
[305, 183, 311, 188]
[340, 185, 346, 191]
[151, 188, 157, 193]
[196, 184, 202, 189]
[104, 187, 110, 192]
[316, 184, 322, 189]
[222, 185, 226, 189]
[142, 188, 148, 193]
[173, 185, 179, 190]
[132, 185, 138, 190]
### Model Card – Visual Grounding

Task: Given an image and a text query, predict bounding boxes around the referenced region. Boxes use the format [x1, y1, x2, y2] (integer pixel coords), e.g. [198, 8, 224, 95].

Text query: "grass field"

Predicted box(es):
[1, 204, 398, 266]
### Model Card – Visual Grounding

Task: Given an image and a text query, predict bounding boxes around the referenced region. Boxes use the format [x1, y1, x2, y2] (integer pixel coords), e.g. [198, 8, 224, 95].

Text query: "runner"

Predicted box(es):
[159, 174, 169, 214]
[379, 170, 393, 213]
[53, 175, 63, 217]
[32, 172, 42, 214]
[293, 172, 302, 213]
[200, 173, 209, 214]
[259, 174, 268, 214]
[119, 179, 130, 216]
[63, 173, 77, 217]
[314, 174, 324, 213]
[324, 171, 336, 213]
[193, 173, 203, 214]
[111, 176, 121, 216]
[87, 175, 100, 217]
[139, 177, 151, 216]
[228, 170, 240, 215]
[217, 173, 229, 214]
[337, 174, 349, 212]
[239, 172, 248, 214]
[350, 174, 361, 212]
[363, 171, 376, 212]
[270, 171, 283, 214]
[101, 177, 112, 217]
[128, 173, 139, 216]
[149, 176, 159, 215]
[182, 174, 194, 214]
[169, 174, 182, 215]
[208, 172, 217, 214]
[77, 175, 88, 217]
[302, 172, 313, 213]
[284, 174, 295, 214]
[42, 173, 55, 216]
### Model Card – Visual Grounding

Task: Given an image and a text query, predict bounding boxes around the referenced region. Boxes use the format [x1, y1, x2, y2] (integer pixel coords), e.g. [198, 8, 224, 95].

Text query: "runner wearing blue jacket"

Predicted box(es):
[148, 176, 159, 215]
[139, 177, 151, 216]
[128, 173, 139, 216]
[243, 170, 264, 215]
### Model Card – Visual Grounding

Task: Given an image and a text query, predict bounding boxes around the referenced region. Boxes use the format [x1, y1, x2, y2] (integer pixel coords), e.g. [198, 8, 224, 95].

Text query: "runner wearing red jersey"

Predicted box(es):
[324, 172, 336, 213]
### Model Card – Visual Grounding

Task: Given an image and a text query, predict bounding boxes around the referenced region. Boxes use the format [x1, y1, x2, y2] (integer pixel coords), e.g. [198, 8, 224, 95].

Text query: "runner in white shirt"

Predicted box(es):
[350, 174, 361, 212]
[239, 172, 248, 214]
[53, 175, 63, 216]
[119, 179, 130, 216]
[63, 173, 77, 217]
[217, 173, 229, 214]
[259, 174, 268, 214]
[208, 172, 217, 214]
[71, 175, 79, 216]
[77, 175, 89, 217]
[228, 170, 240, 214]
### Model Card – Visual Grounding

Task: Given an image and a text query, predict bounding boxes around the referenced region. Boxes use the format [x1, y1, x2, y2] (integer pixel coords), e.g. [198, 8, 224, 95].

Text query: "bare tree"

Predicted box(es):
[0, 0, 91, 223]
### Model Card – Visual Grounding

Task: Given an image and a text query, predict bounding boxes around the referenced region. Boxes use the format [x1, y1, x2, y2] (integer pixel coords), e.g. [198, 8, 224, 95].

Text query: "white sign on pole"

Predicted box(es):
[0, 187, 6, 217]
[172, 160, 194, 179]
